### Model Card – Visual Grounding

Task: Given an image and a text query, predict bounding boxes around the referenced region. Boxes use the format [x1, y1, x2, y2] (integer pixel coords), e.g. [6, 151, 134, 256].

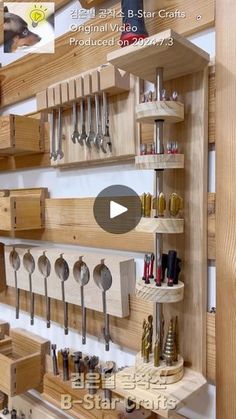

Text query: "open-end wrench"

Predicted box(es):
[56, 107, 64, 160]
[86, 96, 96, 148]
[79, 98, 87, 146]
[71, 101, 80, 144]
[50, 110, 57, 161]
[101, 91, 112, 154]
[94, 94, 103, 151]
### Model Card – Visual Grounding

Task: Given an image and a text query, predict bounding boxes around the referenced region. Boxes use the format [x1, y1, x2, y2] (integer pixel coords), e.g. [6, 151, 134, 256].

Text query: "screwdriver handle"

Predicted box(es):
[120, 0, 149, 46]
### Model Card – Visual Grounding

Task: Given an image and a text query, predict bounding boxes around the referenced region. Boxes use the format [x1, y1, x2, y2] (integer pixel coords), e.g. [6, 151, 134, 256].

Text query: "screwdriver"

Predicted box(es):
[167, 251, 177, 287]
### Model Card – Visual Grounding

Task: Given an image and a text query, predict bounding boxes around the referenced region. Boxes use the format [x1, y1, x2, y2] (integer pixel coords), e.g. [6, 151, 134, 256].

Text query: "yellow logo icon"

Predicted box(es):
[30, 5, 47, 28]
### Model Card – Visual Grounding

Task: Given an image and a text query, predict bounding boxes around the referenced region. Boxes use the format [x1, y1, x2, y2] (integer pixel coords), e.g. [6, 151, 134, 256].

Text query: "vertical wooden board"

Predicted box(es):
[216, 1, 236, 417]
[162, 69, 208, 373]
[0, 198, 13, 230]
[15, 353, 42, 396]
[207, 313, 216, 382]
[0, 355, 13, 395]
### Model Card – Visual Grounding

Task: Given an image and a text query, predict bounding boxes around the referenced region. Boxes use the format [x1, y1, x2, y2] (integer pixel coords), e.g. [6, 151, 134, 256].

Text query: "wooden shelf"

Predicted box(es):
[136, 280, 184, 303]
[135, 154, 184, 170]
[0, 188, 47, 231]
[107, 29, 210, 83]
[136, 218, 184, 234]
[136, 101, 184, 124]
[0, 329, 49, 397]
[111, 366, 206, 418]
[0, 115, 43, 156]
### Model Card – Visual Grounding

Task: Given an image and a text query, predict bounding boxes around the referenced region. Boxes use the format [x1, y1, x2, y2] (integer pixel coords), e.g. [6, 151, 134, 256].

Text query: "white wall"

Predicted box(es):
[0, 4, 216, 418]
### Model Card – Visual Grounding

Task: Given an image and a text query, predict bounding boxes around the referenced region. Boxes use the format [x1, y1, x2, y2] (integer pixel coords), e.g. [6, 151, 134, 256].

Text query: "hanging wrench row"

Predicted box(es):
[50, 93, 112, 161]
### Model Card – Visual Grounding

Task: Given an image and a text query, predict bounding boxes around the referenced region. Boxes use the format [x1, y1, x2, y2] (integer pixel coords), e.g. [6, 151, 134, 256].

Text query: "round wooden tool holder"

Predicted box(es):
[135, 67, 185, 386]
[136, 100, 184, 124]
[136, 280, 184, 303]
[135, 352, 184, 385]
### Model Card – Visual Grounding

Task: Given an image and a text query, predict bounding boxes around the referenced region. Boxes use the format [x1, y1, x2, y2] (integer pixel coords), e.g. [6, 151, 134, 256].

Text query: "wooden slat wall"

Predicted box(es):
[0, 193, 214, 256]
[0, 0, 72, 45]
[216, 0, 236, 416]
[0, 0, 215, 108]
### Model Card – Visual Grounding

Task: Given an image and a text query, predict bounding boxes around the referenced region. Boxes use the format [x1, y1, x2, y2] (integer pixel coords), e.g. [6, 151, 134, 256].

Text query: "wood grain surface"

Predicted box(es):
[206, 312, 216, 383]
[0, 1, 215, 108]
[216, 1, 236, 417]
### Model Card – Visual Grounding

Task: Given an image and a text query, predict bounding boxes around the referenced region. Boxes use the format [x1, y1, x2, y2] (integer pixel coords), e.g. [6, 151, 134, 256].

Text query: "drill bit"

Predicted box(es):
[61, 348, 70, 382]
[51, 344, 59, 376]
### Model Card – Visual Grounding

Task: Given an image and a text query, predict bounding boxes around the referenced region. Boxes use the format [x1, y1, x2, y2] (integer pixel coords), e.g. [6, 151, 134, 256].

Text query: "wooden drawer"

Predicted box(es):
[0, 188, 47, 231]
[0, 115, 43, 156]
[0, 329, 50, 397]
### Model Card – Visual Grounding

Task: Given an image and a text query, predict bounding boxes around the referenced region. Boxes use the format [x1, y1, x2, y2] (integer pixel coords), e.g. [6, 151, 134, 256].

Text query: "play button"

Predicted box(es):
[110, 201, 128, 219]
[93, 185, 142, 234]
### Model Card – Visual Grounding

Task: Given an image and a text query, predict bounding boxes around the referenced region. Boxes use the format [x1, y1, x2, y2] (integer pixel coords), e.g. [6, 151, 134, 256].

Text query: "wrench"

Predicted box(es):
[86, 96, 96, 148]
[50, 110, 57, 161]
[94, 94, 104, 151]
[101, 91, 112, 154]
[71, 101, 80, 143]
[79, 98, 87, 145]
[56, 107, 64, 160]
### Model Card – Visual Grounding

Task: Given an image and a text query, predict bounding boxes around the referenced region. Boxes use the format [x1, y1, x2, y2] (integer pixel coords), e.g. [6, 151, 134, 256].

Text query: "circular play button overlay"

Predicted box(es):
[93, 185, 142, 234]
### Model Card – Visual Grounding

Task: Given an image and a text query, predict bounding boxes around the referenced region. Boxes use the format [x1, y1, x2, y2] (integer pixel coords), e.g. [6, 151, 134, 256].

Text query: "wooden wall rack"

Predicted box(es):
[36, 64, 138, 169]
[0, 115, 44, 156]
[0, 328, 50, 397]
[105, 28, 209, 416]
[0, 188, 48, 231]
[5, 245, 135, 318]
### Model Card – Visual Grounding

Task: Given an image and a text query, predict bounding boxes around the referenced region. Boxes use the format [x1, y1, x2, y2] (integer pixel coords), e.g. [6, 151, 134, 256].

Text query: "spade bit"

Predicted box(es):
[55, 255, 69, 335]
[50, 110, 57, 161]
[86, 96, 96, 148]
[93, 260, 112, 351]
[71, 101, 80, 144]
[56, 107, 64, 160]
[38, 252, 51, 328]
[9, 248, 20, 319]
[23, 250, 35, 326]
[94, 94, 103, 151]
[73, 257, 90, 345]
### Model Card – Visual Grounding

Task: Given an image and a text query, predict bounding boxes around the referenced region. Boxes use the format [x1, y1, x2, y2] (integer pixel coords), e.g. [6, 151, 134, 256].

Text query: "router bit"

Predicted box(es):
[84, 356, 99, 395]
[167, 250, 177, 287]
[51, 344, 59, 376]
[61, 348, 70, 382]
[169, 193, 183, 217]
[100, 361, 115, 402]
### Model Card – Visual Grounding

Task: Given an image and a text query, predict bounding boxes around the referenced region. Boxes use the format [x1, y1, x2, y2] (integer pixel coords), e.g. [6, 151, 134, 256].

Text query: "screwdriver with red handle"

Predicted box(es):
[120, 0, 149, 47]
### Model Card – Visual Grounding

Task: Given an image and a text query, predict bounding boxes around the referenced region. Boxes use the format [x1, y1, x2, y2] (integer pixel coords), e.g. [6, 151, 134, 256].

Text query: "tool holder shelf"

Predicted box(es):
[36, 64, 138, 169]
[0, 114, 44, 157]
[5, 245, 135, 319]
[106, 28, 209, 417]
[0, 328, 50, 397]
[0, 188, 47, 231]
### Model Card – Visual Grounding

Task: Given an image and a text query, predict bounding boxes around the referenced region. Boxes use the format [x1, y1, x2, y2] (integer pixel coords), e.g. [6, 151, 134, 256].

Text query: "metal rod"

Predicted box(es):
[154, 68, 164, 355]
